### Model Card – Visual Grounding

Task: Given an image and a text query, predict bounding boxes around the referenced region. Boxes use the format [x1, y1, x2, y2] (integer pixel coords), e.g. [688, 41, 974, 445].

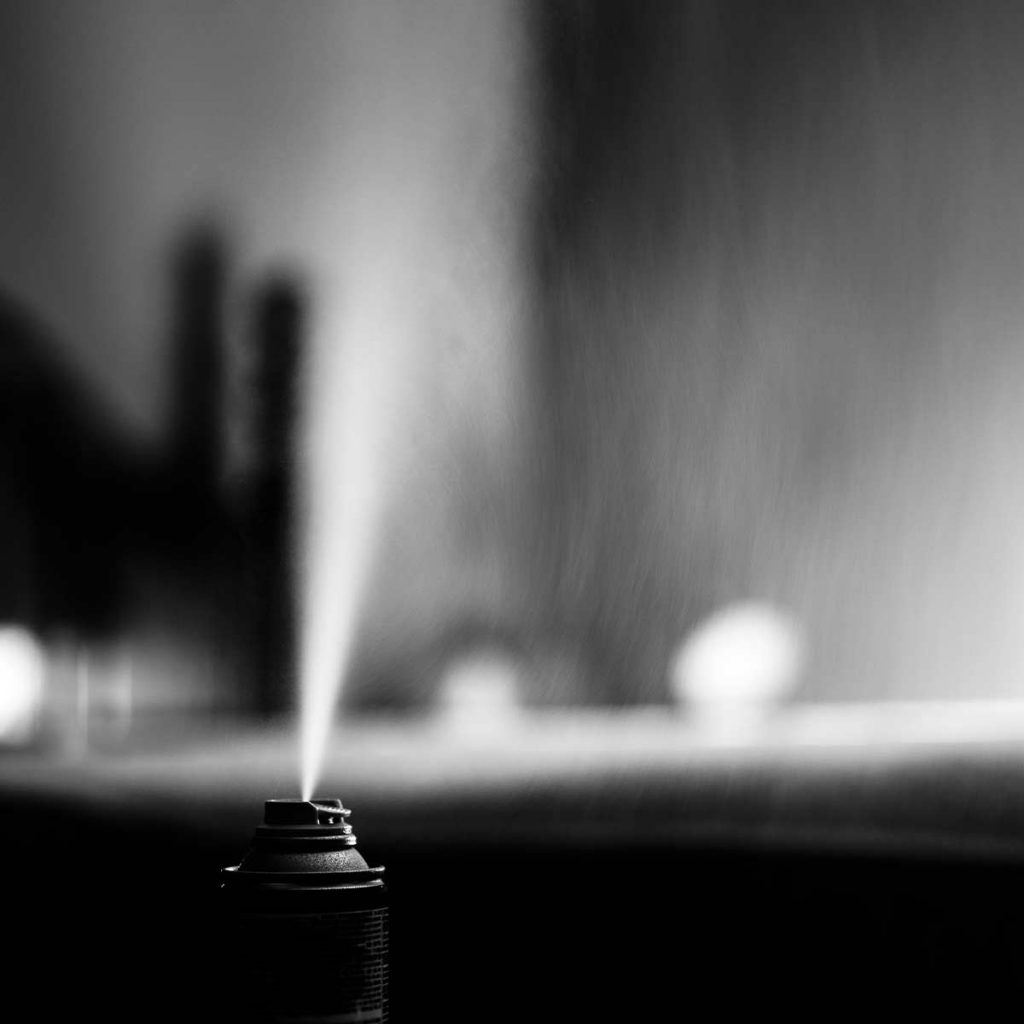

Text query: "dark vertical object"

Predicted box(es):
[0, 293, 124, 637]
[170, 226, 225, 499]
[0, 299, 46, 627]
[246, 277, 304, 715]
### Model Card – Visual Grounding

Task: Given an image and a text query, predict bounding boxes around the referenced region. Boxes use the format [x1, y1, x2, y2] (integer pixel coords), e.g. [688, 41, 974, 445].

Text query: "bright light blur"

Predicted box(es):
[672, 602, 806, 732]
[0, 625, 45, 743]
[437, 650, 523, 737]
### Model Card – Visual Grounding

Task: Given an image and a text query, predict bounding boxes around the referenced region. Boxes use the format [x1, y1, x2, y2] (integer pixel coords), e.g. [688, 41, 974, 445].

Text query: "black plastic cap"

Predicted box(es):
[263, 799, 349, 827]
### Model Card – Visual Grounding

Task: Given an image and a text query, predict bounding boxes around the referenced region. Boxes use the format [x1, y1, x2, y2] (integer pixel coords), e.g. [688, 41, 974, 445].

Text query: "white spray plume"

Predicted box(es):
[296, 0, 529, 800]
[298, 301, 386, 801]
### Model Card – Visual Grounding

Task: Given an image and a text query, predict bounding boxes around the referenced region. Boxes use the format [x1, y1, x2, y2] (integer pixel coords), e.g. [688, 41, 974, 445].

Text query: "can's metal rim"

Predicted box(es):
[222, 864, 386, 887]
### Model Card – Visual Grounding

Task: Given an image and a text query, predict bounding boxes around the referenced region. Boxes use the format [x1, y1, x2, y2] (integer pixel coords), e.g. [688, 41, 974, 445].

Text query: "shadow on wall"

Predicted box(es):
[0, 222, 305, 724]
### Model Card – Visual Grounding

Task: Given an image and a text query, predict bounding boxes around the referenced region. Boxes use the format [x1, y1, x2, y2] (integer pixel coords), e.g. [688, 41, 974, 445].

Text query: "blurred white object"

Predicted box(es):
[437, 649, 523, 737]
[671, 602, 806, 736]
[0, 625, 45, 743]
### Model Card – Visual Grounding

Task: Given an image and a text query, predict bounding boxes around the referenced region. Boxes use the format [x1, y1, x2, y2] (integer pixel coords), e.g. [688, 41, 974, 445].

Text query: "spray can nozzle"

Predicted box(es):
[262, 798, 351, 828]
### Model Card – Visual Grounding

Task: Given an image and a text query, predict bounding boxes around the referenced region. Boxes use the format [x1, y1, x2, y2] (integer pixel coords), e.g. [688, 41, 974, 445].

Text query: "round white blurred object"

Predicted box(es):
[438, 649, 522, 736]
[671, 602, 805, 720]
[0, 625, 45, 743]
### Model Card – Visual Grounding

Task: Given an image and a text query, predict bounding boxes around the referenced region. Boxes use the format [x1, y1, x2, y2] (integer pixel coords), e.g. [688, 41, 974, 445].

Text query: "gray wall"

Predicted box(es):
[532, 1, 1024, 703]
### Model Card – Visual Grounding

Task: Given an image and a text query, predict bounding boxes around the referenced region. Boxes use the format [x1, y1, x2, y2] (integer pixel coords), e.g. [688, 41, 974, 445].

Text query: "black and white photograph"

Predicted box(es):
[4, 1, 1024, 1019]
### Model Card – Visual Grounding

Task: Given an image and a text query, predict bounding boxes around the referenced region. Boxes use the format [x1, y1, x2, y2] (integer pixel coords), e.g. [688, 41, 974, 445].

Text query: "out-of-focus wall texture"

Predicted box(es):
[531, 1, 1024, 704]
[5, 2, 1024, 715]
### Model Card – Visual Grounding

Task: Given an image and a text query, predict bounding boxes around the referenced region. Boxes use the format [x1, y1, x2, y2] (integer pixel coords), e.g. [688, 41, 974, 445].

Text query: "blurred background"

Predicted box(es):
[9, 1, 1024, 737]
[6, 1, 1024, 1018]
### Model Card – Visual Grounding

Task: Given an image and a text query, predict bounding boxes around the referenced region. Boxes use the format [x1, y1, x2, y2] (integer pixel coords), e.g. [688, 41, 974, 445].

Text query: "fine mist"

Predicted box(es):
[298, 0, 533, 798]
